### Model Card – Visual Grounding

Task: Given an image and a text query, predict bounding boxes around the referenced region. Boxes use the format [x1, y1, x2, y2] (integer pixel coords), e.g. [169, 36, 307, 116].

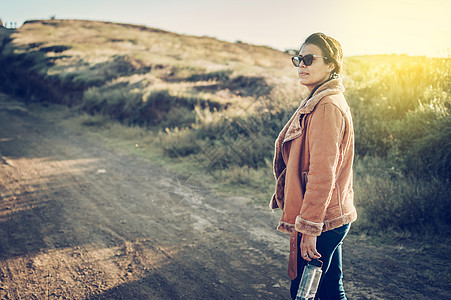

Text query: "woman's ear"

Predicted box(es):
[328, 62, 335, 73]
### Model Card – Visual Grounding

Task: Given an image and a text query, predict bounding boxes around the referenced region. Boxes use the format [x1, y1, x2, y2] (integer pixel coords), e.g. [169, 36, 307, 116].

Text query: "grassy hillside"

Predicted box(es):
[0, 19, 301, 120]
[0, 19, 449, 234]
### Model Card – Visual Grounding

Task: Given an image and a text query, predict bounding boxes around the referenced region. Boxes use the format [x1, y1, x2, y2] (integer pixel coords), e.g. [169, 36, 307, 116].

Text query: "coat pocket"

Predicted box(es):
[302, 171, 308, 193]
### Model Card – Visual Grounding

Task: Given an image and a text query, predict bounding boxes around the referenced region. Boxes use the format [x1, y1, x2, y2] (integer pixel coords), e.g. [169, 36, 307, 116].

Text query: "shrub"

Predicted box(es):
[353, 156, 450, 232]
[346, 56, 450, 175]
[186, 69, 233, 82]
[159, 127, 202, 158]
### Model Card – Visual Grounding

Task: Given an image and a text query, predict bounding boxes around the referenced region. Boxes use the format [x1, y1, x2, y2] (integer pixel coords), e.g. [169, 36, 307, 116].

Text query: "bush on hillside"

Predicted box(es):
[346, 56, 450, 181]
[353, 156, 451, 232]
[186, 69, 233, 82]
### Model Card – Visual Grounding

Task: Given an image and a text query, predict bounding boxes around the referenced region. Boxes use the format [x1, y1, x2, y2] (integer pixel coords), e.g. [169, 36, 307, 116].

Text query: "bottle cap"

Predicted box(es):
[309, 259, 323, 268]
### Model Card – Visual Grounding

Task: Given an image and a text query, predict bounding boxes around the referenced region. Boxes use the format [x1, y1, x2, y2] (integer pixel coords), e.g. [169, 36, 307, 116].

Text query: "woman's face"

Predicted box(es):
[297, 43, 334, 92]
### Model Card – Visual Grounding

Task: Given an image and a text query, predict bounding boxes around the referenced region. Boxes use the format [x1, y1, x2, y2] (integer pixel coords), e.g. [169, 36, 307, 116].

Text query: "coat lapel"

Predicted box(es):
[283, 78, 345, 143]
[272, 78, 345, 178]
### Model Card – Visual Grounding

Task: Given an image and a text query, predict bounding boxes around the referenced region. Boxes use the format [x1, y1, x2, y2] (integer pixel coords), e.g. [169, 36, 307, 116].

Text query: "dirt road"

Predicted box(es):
[0, 92, 449, 299]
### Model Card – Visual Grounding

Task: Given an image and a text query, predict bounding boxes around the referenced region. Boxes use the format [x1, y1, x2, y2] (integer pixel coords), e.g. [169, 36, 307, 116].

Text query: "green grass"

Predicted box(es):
[1, 20, 450, 235]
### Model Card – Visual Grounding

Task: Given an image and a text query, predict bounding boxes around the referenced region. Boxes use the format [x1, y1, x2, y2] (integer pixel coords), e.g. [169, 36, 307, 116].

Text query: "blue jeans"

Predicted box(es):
[290, 223, 351, 300]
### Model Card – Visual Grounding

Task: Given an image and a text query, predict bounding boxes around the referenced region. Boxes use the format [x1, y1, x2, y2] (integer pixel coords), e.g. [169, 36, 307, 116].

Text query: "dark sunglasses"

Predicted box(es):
[291, 54, 328, 67]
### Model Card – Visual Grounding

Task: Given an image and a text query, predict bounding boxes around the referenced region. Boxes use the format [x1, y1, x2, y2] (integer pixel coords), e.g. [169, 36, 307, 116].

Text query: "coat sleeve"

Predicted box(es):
[295, 102, 344, 236]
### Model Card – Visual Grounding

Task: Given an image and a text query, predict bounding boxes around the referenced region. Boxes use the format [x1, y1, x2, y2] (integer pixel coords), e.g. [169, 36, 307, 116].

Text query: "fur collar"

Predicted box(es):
[280, 78, 345, 143]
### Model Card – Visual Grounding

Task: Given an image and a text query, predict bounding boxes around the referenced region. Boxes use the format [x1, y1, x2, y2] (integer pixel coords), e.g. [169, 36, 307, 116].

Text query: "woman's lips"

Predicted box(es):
[299, 72, 309, 77]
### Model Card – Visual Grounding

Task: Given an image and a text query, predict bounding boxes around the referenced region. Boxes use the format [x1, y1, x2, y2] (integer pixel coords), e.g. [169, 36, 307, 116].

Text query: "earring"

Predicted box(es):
[330, 72, 339, 79]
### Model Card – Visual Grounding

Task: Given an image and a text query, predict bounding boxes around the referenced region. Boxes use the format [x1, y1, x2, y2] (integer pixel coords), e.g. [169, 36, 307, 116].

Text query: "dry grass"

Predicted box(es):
[1, 19, 449, 235]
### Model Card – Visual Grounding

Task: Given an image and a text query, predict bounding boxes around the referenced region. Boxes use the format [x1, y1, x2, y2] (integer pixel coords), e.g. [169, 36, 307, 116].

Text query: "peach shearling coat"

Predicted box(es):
[270, 78, 357, 279]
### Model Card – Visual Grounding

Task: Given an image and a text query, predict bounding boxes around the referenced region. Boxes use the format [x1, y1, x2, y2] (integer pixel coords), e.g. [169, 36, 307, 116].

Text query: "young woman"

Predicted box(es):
[270, 33, 357, 299]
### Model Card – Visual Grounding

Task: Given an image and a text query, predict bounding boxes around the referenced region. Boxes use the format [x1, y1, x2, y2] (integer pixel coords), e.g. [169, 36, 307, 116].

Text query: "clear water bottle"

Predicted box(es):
[296, 259, 323, 300]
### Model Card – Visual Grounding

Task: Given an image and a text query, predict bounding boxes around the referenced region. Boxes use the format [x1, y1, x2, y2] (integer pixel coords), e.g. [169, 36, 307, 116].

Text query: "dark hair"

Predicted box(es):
[302, 32, 343, 75]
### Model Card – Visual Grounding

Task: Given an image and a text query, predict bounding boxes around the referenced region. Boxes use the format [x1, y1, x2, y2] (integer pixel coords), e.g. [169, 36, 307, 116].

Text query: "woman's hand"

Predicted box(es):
[300, 234, 321, 261]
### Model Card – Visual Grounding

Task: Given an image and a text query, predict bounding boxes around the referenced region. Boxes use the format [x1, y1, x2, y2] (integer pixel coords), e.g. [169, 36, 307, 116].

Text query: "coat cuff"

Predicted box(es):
[295, 215, 323, 236]
[277, 221, 296, 234]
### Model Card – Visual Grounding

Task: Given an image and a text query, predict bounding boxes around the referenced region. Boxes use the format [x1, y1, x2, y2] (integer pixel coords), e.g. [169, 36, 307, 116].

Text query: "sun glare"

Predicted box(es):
[339, 0, 450, 57]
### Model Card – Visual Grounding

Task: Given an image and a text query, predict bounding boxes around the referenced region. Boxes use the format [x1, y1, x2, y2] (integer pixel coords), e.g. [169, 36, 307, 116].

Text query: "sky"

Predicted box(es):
[1, 0, 450, 57]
